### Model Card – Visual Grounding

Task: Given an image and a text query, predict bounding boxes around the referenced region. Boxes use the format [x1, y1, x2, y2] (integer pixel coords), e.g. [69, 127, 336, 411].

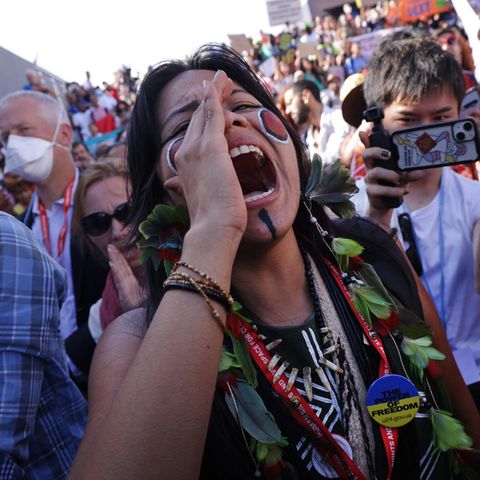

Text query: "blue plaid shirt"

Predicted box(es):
[0, 213, 87, 479]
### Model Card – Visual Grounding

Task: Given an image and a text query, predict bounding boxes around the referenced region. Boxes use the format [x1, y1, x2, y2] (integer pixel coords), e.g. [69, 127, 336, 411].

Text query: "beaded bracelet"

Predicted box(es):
[163, 279, 232, 311]
[173, 261, 234, 310]
[163, 271, 228, 335]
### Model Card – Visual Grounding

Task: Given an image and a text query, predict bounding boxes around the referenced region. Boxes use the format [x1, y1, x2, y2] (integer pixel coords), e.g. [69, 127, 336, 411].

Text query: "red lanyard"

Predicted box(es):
[38, 179, 74, 257]
[324, 259, 398, 480]
[237, 317, 367, 480]
[234, 256, 400, 479]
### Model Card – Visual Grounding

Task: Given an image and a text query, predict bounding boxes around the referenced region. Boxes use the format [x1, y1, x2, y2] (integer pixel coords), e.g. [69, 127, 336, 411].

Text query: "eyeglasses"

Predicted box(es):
[439, 34, 457, 46]
[398, 212, 423, 277]
[82, 202, 130, 237]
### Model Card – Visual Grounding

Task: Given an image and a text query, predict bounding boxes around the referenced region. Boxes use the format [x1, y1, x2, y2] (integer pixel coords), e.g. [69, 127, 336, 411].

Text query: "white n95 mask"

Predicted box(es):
[5, 135, 55, 182]
[5, 119, 69, 183]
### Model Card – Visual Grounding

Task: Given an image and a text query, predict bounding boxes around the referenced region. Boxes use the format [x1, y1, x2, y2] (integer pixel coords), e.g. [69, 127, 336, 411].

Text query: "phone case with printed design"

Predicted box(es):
[391, 118, 480, 171]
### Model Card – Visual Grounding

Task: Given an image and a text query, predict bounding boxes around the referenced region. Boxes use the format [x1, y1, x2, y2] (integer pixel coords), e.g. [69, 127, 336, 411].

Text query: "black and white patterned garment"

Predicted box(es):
[257, 314, 369, 479]
[254, 257, 451, 480]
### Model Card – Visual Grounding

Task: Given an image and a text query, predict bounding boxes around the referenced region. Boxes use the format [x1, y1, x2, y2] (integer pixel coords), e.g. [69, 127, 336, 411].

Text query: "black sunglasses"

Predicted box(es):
[439, 34, 457, 46]
[398, 212, 423, 277]
[82, 202, 130, 237]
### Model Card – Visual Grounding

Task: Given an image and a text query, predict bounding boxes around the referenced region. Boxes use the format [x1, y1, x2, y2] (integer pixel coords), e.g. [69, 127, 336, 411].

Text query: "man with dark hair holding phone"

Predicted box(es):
[353, 37, 480, 410]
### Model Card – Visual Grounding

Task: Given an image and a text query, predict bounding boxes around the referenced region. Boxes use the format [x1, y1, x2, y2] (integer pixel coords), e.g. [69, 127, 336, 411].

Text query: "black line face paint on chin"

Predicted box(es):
[259, 208, 277, 239]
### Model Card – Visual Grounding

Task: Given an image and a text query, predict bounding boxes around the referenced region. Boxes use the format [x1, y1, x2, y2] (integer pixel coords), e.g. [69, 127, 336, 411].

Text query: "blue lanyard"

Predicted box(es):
[402, 177, 446, 327]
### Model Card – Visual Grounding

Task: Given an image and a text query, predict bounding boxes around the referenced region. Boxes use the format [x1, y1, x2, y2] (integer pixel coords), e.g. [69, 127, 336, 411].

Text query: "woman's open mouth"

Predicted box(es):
[229, 144, 277, 204]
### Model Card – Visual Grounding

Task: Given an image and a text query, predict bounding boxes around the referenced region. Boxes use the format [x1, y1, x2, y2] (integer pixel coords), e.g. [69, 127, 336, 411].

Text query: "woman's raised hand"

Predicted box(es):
[164, 70, 247, 241]
[107, 244, 145, 312]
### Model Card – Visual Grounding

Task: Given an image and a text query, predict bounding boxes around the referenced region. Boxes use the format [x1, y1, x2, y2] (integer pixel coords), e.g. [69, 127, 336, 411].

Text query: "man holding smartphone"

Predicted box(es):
[353, 36, 480, 410]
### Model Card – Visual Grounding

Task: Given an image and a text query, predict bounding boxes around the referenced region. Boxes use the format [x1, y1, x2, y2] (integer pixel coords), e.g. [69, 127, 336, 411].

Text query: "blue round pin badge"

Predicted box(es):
[366, 374, 420, 427]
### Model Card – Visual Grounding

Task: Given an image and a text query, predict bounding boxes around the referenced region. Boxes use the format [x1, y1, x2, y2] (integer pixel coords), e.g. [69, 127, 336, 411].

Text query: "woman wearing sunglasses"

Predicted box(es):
[74, 160, 144, 343]
[434, 26, 479, 180]
[435, 27, 476, 89]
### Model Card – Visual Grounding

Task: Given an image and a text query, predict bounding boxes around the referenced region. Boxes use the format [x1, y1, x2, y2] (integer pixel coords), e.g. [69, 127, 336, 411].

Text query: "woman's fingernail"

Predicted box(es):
[203, 80, 208, 95]
[380, 149, 391, 159]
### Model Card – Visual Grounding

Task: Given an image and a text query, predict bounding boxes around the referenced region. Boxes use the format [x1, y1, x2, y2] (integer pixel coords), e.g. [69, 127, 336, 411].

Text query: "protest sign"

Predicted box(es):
[228, 34, 253, 55]
[345, 27, 405, 60]
[278, 33, 292, 51]
[297, 41, 318, 59]
[400, 0, 451, 22]
[258, 56, 278, 77]
[266, 0, 302, 27]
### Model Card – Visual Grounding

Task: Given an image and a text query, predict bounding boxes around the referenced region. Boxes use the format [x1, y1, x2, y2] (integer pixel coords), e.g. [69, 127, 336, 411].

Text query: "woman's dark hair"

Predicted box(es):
[287, 79, 321, 103]
[126, 42, 333, 319]
[115, 100, 130, 115]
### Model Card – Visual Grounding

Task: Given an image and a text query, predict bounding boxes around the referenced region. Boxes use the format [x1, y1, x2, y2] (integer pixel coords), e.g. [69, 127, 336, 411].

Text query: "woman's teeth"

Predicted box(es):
[229, 144, 263, 159]
[244, 187, 275, 203]
[229, 144, 276, 203]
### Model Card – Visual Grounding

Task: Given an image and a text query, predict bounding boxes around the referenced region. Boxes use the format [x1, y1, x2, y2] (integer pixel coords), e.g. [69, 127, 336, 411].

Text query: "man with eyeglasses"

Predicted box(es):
[353, 37, 480, 410]
[0, 91, 108, 388]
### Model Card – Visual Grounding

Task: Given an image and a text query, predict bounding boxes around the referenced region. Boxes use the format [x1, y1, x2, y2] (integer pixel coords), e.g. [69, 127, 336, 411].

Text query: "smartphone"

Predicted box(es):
[391, 118, 480, 171]
[461, 87, 480, 118]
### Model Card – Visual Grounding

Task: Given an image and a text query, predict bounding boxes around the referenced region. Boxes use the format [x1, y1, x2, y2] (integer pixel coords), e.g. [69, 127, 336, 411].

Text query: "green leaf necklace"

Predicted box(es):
[137, 158, 472, 478]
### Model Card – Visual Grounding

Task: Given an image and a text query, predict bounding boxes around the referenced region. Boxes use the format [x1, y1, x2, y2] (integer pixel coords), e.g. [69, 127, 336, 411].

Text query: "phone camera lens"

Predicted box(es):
[464, 122, 473, 131]
[456, 131, 466, 141]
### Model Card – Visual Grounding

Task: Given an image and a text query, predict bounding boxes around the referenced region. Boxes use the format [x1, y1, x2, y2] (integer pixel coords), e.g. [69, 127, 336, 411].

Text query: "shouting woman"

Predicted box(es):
[69, 44, 478, 480]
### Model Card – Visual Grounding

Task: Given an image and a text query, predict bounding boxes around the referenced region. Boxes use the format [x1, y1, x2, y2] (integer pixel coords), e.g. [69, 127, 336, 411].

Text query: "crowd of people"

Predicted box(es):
[0, 0, 480, 478]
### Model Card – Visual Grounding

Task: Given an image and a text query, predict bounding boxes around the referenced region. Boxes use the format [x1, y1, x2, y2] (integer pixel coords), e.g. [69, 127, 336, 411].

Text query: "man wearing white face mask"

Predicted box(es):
[4, 112, 71, 184]
[0, 91, 108, 388]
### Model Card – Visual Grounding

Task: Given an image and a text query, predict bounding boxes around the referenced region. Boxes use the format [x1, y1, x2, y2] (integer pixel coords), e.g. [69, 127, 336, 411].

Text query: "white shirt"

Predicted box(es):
[353, 168, 480, 384]
[72, 109, 93, 141]
[299, 32, 319, 44]
[98, 92, 117, 113]
[318, 107, 352, 164]
[31, 169, 80, 340]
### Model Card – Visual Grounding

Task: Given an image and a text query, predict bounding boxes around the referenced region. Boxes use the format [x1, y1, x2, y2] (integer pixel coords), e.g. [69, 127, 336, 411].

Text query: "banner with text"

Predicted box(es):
[401, 0, 451, 22]
[346, 27, 405, 60]
[266, 0, 302, 27]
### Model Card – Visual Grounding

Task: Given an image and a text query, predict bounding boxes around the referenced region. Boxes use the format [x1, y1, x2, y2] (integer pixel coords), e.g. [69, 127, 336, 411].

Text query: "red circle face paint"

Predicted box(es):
[166, 136, 184, 174]
[258, 109, 289, 144]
